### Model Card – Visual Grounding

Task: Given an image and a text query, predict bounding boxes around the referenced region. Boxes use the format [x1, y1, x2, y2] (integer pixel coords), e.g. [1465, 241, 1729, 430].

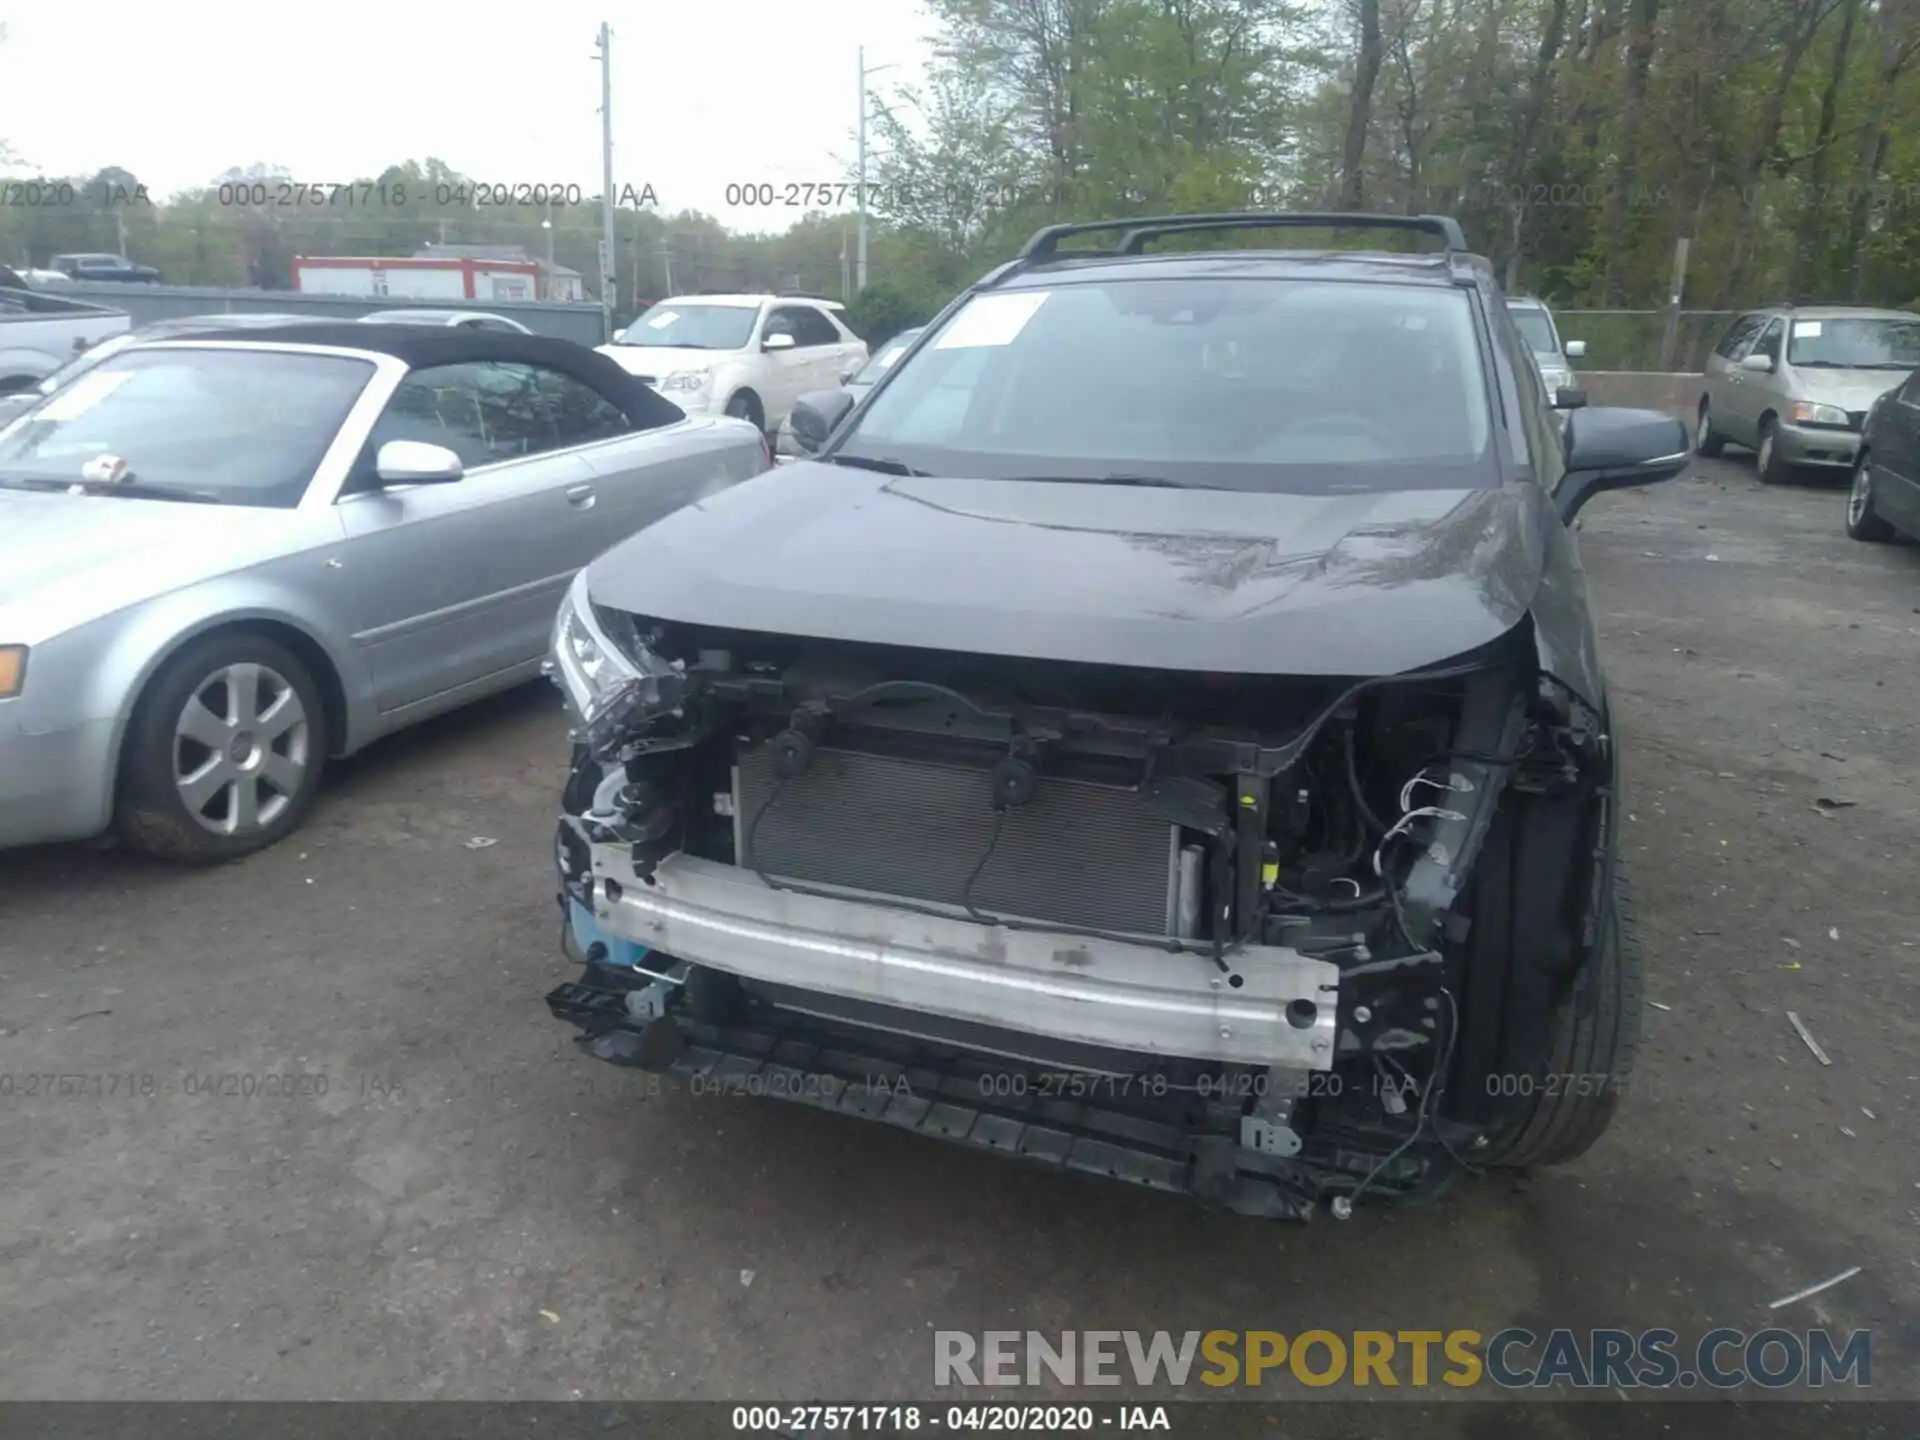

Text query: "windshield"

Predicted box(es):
[852, 329, 923, 385]
[838, 279, 1496, 492]
[1787, 316, 1920, 368]
[0, 347, 374, 507]
[619, 303, 759, 350]
[29, 329, 140, 396]
[1507, 307, 1561, 356]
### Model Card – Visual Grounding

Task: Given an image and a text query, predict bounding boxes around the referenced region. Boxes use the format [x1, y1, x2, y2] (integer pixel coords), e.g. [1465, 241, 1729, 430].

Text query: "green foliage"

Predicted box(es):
[6, 0, 1917, 317]
[843, 275, 952, 341]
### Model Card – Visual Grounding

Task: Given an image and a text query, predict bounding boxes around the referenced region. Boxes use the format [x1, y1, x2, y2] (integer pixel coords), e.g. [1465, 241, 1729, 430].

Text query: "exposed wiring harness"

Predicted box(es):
[1338, 984, 1472, 1214]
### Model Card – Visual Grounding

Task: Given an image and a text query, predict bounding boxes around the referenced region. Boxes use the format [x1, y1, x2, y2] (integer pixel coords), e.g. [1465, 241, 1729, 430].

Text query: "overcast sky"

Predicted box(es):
[0, 1, 937, 233]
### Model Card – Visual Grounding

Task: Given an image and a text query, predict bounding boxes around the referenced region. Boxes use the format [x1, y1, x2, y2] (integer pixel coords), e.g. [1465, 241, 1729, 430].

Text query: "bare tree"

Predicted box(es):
[1714, 0, 1847, 306]
[1841, 0, 1920, 296]
[1339, 0, 1385, 206]
[1600, 0, 1661, 302]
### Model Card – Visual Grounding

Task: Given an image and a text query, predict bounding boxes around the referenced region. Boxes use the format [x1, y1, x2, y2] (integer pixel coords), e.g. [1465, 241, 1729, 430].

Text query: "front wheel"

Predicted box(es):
[1484, 853, 1642, 1168]
[1845, 454, 1897, 542]
[724, 390, 765, 434]
[1756, 417, 1790, 485]
[1694, 399, 1726, 458]
[115, 633, 327, 861]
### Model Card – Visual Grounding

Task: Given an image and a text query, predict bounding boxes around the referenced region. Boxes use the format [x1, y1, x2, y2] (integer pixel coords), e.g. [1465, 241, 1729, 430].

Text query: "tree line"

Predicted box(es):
[5, 0, 1918, 348]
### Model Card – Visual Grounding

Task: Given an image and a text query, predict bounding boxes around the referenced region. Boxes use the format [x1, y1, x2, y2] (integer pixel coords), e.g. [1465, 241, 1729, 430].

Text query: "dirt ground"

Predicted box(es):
[2, 447, 1915, 1427]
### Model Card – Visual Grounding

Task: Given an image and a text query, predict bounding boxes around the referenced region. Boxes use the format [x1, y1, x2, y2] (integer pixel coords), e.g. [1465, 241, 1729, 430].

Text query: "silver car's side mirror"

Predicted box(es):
[375, 440, 464, 485]
[1564, 339, 1586, 359]
[1740, 352, 1775, 373]
[763, 332, 797, 352]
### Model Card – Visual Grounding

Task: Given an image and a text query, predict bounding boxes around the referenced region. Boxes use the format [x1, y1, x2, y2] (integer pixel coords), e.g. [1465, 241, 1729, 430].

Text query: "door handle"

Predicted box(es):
[565, 483, 596, 509]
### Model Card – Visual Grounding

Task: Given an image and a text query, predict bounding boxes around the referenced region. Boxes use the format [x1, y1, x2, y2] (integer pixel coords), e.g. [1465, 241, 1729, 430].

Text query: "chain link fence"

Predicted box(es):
[1553, 310, 1740, 373]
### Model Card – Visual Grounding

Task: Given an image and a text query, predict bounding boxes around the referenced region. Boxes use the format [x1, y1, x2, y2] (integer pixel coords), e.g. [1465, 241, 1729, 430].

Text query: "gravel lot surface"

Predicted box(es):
[2, 448, 1914, 1430]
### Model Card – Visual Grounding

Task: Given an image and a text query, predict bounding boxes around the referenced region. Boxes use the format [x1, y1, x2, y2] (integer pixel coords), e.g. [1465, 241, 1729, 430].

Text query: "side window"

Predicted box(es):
[366, 362, 497, 470]
[1492, 299, 1564, 483]
[1754, 318, 1785, 361]
[368, 360, 613, 469]
[766, 307, 814, 344]
[530, 366, 633, 446]
[1715, 314, 1766, 360]
[1482, 298, 1537, 469]
[792, 307, 843, 347]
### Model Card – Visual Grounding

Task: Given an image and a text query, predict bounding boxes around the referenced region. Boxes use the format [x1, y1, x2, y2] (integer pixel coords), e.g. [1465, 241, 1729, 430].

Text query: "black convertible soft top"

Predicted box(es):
[157, 321, 686, 430]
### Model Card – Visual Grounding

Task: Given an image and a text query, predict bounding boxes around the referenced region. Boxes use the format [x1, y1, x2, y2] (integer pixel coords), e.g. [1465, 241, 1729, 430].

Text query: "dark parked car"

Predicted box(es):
[49, 253, 163, 284]
[1846, 364, 1920, 542]
[543, 212, 1690, 1220]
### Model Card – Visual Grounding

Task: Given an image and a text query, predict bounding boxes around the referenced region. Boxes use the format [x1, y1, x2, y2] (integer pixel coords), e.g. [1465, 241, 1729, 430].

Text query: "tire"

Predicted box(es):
[115, 632, 328, 862]
[1755, 416, 1789, 485]
[1694, 398, 1726, 457]
[1844, 453, 1897, 542]
[1484, 787, 1643, 1169]
[724, 390, 765, 433]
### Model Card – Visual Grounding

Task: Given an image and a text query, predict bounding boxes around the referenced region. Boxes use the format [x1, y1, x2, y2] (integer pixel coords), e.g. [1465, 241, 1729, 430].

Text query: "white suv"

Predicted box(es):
[599, 295, 868, 434]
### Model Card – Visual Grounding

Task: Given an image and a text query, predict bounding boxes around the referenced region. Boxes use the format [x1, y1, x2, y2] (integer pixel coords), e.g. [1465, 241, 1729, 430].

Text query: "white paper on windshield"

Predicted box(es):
[934, 292, 1050, 349]
[646, 310, 680, 329]
[36, 369, 135, 421]
[1792, 320, 1823, 338]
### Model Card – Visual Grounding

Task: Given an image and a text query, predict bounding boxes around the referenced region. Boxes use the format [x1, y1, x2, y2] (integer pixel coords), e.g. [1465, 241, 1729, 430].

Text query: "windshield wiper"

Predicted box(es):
[822, 453, 933, 477]
[0, 474, 225, 504]
[1000, 473, 1229, 490]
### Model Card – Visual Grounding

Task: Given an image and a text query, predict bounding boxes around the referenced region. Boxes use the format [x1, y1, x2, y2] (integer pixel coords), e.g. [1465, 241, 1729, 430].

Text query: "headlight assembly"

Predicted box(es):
[0, 644, 26, 700]
[1788, 401, 1851, 427]
[546, 574, 686, 757]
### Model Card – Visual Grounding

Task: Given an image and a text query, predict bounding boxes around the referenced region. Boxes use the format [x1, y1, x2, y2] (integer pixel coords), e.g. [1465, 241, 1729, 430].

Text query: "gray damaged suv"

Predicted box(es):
[1697, 305, 1920, 483]
[544, 211, 1692, 1222]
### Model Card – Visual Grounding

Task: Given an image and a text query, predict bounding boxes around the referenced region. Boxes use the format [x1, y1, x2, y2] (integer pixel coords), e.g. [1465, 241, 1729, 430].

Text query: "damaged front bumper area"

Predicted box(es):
[542, 581, 1614, 1219]
[579, 850, 1340, 1069]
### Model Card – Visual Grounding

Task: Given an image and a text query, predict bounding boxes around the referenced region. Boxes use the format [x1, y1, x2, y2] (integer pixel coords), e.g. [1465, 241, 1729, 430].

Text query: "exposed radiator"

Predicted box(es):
[733, 743, 1179, 937]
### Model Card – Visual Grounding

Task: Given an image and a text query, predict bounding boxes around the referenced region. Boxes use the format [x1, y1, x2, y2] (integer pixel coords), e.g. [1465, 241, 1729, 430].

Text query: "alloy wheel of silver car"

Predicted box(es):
[172, 662, 311, 836]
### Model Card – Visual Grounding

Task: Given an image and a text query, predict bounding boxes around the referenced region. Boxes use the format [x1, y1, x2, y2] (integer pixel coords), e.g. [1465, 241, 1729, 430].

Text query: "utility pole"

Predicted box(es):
[596, 22, 617, 339]
[856, 46, 867, 294]
[853, 48, 897, 293]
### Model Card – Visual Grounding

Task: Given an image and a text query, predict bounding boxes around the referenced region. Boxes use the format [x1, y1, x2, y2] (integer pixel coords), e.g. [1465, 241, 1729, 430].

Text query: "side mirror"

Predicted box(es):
[789, 388, 855, 452]
[611, 328, 627, 343]
[1552, 386, 1588, 410]
[763, 332, 797, 352]
[1564, 339, 1587, 359]
[1740, 352, 1775, 373]
[374, 440, 464, 485]
[1555, 407, 1689, 523]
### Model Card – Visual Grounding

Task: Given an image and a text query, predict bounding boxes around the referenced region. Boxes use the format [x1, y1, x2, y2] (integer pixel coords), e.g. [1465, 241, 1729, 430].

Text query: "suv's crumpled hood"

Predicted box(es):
[584, 463, 1551, 676]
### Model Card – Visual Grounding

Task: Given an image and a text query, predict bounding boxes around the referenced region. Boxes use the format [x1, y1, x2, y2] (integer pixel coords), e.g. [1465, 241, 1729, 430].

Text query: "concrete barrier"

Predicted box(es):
[1574, 371, 1703, 414]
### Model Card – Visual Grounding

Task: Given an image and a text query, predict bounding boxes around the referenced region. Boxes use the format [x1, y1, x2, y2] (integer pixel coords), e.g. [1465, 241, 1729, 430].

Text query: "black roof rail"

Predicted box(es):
[1017, 211, 1469, 264]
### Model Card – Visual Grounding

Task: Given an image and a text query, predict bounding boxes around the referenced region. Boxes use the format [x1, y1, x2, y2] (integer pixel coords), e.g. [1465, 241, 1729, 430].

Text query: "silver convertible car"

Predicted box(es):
[0, 322, 771, 859]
